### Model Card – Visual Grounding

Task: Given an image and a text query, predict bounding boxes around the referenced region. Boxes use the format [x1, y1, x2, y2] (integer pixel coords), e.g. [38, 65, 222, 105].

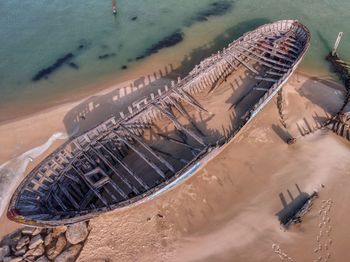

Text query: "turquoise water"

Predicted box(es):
[0, 0, 349, 121]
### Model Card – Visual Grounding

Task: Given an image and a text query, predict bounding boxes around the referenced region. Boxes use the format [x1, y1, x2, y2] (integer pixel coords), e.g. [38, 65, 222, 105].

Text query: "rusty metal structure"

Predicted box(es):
[8, 20, 310, 226]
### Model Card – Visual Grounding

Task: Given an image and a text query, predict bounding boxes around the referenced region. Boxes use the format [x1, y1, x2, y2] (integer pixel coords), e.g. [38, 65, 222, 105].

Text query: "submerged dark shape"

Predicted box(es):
[136, 30, 184, 60]
[68, 62, 79, 70]
[98, 53, 117, 60]
[190, 1, 233, 24]
[121, 65, 128, 69]
[32, 53, 74, 81]
[131, 16, 138, 21]
[9, 20, 310, 226]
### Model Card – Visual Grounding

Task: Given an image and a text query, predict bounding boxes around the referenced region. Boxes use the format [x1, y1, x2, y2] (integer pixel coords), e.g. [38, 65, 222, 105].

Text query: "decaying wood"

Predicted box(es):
[8, 20, 310, 226]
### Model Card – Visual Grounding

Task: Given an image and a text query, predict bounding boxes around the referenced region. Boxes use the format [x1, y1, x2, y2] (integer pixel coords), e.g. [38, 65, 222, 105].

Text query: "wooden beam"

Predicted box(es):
[119, 124, 176, 173]
[244, 42, 295, 63]
[114, 135, 167, 180]
[166, 97, 205, 137]
[266, 70, 284, 77]
[72, 164, 112, 206]
[255, 76, 278, 82]
[157, 133, 202, 152]
[226, 52, 259, 74]
[58, 183, 80, 209]
[153, 103, 207, 146]
[150, 146, 189, 164]
[96, 141, 149, 190]
[254, 41, 297, 59]
[89, 147, 139, 195]
[171, 89, 208, 114]
[233, 47, 289, 72]
[235, 45, 291, 69]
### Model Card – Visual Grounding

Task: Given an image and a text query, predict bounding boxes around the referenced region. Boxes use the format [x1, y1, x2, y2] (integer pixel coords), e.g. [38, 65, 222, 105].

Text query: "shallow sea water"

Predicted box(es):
[0, 0, 349, 119]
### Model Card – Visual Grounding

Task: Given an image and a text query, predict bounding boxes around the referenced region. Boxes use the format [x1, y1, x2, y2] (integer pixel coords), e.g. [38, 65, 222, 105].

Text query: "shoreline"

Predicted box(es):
[0, 64, 335, 127]
[0, 68, 346, 239]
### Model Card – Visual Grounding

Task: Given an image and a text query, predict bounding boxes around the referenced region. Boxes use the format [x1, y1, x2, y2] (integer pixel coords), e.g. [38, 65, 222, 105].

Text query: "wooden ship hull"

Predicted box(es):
[8, 20, 310, 226]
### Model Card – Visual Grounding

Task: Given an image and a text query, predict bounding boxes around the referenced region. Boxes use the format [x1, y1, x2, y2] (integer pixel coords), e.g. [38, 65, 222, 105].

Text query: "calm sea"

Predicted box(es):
[0, 0, 349, 121]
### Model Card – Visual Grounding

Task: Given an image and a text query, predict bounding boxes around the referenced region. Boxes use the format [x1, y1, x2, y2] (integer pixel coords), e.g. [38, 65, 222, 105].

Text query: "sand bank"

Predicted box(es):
[0, 68, 348, 262]
[72, 73, 349, 261]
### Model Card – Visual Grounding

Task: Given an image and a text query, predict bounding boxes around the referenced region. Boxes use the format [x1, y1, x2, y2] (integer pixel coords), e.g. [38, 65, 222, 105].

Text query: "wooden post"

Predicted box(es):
[332, 32, 343, 56]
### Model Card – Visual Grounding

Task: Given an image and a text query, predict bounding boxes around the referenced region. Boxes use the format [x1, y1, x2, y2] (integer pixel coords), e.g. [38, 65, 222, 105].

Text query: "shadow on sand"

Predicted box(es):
[63, 18, 272, 138]
[276, 184, 312, 226]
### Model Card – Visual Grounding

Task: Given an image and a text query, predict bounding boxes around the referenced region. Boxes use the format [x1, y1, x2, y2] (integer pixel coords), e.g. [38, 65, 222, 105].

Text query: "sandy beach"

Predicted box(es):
[1, 61, 349, 261]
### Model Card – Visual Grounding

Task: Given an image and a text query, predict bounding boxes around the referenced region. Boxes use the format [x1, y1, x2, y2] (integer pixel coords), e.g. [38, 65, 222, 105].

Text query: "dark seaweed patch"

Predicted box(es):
[136, 30, 184, 60]
[98, 53, 116, 60]
[136, 55, 145, 60]
[32, 53, 74, 81]
[131, 16, 138, 21]
[32, 40, 91, 81]
[147, 30, 184, 54]
[68, 62, 79, 70]
[189, 1, 233, 24]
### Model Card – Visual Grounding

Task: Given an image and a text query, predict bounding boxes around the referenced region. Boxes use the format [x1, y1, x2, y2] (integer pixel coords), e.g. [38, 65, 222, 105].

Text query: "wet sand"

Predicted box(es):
[1, 68, 349, 261]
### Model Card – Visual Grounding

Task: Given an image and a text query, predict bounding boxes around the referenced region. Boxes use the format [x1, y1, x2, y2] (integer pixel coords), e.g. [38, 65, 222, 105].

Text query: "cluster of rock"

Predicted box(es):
[0, 222, 89, 262]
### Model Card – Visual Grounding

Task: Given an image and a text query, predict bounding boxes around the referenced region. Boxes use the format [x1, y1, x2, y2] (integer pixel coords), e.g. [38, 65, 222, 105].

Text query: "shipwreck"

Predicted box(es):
[8, 20, 310, 226]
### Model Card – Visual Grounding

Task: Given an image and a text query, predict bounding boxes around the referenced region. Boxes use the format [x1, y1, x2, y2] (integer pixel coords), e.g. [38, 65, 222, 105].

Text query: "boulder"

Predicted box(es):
[4, 257, 22, 262]
[52, 227, 67, 238]
[31, 228, 43, 237]
[47, 235, 67, 260]
[21, 227, 35, 235]
[54, 245, 82, 262]
[65, 223, 88, 245]
[0, 245, 10, 260]
[14, 246, 27, 256]
[24, 256, 35, 261]
[35, 256, 50, 262]
[24, 244, 45, 258]
[28, 235, 43, 250]
[16, 236, 30, 250]
[0, 230, 22, 249]
[44, 234, 53, 247]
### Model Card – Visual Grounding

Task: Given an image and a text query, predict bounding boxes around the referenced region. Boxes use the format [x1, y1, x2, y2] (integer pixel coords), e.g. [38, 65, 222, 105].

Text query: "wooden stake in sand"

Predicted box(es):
[332, 32, 343, 56]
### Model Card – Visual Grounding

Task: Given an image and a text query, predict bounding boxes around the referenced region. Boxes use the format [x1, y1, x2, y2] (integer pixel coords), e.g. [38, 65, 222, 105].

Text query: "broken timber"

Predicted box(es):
[326, 36, 350, 141]
[8, 20, 310, 226]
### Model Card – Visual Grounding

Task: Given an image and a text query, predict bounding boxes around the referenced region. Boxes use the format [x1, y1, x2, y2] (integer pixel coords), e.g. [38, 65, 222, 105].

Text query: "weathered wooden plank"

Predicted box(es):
[119, 124, 176, 173]
[115, 135, 167, 180]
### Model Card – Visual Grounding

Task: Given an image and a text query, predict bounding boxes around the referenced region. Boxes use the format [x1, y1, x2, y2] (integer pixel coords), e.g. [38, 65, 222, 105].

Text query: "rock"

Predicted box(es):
[54, 245, 82, 262]
[0, 245, 10, 259]
[47, 235, 67, 260]
[35, 256, 50, 262]
[21, 227, 35, 235]
[28, 236, 43, 250]
[9, 231, 22, 243]
[65, 223, 88, 245]
[16, 236, 30, 250]
[52, 227, 67, 238]
[4, 257, 22, 262]
[24, 256, 35, 262]
[24, 244, 45, 258]
[1, 230, 22, 248]
[44, 234, 53, 247]
[31, 229, 43, 237]
[14, 246, 27, 256]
